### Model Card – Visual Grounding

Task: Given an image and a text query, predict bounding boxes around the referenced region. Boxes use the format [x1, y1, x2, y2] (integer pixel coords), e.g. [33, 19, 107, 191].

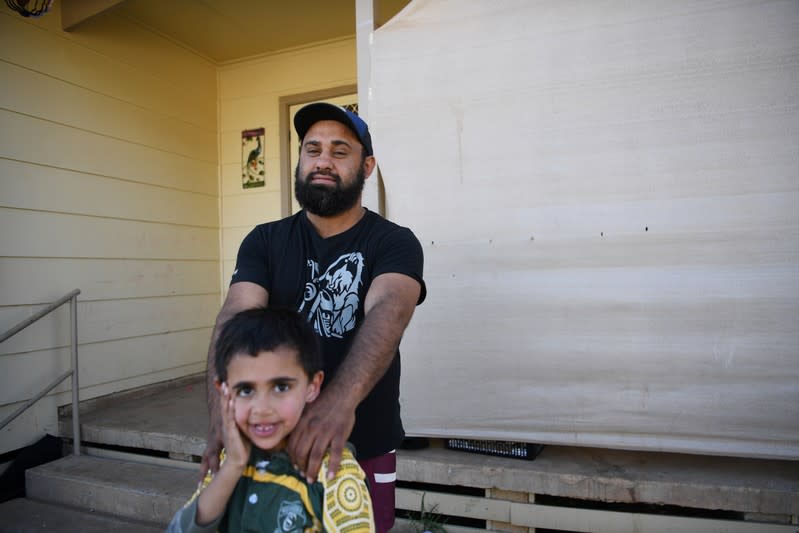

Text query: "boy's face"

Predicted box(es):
[224, 346, 323, 451]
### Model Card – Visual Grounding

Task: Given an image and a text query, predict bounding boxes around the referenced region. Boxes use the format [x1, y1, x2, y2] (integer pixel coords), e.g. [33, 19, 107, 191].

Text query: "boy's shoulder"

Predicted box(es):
[319, 445, 360, 478]
[318, 446, 375, 533]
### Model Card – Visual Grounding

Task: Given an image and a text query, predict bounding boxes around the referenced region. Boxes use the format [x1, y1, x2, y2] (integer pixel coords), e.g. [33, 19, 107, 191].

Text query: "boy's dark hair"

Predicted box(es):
[214, 307, 321, 383]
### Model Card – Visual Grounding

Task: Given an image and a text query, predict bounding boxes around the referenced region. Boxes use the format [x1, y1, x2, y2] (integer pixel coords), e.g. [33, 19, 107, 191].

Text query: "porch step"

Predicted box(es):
[51, 376, 799, 529]
[59, 375, 208, 457]
[24, 454, 197, 525]
[0, 498, 163, 533]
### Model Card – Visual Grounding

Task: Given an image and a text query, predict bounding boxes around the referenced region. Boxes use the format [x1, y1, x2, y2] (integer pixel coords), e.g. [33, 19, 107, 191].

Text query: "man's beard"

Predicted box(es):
[294, 164, 366, 217]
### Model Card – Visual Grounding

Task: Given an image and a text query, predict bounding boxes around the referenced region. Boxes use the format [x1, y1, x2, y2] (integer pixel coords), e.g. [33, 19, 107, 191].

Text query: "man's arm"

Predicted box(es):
[288, 272, 422, 482]
[200, 281, 268, 476]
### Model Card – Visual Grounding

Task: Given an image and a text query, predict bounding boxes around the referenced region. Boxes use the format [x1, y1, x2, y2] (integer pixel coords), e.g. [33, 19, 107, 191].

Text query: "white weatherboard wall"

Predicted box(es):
[0, 4, 219, 453]
[372, 0, 799, 459]
[217, 39, 356, 296]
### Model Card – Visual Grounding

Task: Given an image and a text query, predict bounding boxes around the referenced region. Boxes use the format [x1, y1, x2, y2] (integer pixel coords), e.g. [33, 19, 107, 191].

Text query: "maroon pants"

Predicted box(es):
[358, 450, 397, 533]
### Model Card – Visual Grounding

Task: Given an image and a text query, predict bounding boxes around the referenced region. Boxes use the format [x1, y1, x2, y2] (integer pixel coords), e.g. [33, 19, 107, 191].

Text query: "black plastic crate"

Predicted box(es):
[446, 439, 544, 461]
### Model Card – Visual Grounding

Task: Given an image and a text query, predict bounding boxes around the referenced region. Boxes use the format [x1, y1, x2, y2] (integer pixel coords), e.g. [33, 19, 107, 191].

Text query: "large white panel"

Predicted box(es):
[374, 0, 799, 459]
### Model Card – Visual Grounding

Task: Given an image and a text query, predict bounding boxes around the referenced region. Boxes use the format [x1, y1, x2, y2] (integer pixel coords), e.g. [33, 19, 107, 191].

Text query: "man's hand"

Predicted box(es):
[200, 403, 223, 480]
[288, 274, 421, 483]
[288, 387, 356, 483]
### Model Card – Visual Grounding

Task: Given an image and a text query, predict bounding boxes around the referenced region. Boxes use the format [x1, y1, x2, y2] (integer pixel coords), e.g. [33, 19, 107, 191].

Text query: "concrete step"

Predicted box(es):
[59, 375, 208, 457]
[52, 375, 799, 521]
[0, 498, 163, 533]
[25, 454, 198, 525]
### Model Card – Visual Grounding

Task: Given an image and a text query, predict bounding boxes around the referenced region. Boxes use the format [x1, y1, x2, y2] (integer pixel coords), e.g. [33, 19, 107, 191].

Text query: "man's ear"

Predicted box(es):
[363, 156, 377, 179]
[214, 379, 224, 392]
[305, 371, 324, 403]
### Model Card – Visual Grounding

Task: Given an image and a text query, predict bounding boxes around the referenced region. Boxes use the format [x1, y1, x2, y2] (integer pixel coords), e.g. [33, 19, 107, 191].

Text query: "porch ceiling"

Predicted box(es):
[108, 0, 412, 64]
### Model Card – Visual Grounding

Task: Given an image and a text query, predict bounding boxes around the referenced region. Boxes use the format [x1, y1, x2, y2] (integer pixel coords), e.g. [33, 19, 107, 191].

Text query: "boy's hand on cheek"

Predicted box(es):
[220, 383, 250, 472]
[195, 383, 251, 527]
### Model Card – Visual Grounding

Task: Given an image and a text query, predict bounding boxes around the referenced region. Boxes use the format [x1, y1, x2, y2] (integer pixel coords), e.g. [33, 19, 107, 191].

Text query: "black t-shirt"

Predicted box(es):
[231, 209, 426, 459]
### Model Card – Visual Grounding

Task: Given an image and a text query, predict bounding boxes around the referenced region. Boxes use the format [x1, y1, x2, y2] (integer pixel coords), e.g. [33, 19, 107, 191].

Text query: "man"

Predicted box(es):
[201, 102, 426, 533]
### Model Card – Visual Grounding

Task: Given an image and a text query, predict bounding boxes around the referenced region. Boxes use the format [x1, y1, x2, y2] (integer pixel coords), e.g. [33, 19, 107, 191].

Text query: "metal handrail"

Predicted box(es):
[0, 289, 81, 456]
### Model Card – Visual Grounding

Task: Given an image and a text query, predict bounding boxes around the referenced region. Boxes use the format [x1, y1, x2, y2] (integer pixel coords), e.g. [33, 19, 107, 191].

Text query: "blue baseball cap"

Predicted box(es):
[294, 102, 374, 156]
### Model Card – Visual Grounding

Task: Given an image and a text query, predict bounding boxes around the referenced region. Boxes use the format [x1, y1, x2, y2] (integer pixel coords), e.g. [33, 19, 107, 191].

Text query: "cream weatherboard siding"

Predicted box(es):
[0, 3, 219, 453]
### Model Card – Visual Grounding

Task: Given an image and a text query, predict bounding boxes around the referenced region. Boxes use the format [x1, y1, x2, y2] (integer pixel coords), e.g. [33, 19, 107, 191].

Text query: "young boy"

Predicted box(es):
[167, 308, 375, 533]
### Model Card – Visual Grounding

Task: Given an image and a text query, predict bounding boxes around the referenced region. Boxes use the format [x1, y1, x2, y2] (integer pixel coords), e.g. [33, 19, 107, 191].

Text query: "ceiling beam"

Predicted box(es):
[61, 0, 125, 31]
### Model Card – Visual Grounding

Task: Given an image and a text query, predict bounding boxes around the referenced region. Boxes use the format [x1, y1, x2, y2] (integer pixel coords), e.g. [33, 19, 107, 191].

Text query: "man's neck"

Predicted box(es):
[305, 204, 366, 239]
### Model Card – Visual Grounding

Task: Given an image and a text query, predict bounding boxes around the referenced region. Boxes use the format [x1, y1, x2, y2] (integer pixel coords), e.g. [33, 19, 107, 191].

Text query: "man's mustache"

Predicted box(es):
[307, 171, 341, 182]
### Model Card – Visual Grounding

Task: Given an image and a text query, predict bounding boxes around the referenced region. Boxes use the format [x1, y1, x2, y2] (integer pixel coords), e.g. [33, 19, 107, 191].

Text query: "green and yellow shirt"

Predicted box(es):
[167, 446, 374, 533]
